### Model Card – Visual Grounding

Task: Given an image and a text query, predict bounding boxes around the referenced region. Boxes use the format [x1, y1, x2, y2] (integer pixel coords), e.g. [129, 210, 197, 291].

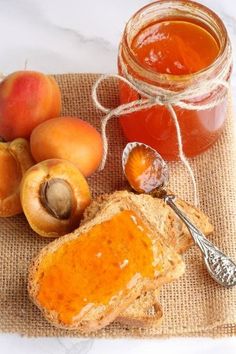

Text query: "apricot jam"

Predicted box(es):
[131, 21, 219, 75]
[118, 1, 231, 160]
[124, 143, 167, 193]
[36, 211, 154, 324]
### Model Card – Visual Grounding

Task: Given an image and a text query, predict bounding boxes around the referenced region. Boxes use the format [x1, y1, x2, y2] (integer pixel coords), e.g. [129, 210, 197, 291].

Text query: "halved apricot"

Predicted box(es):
[0, 138, 35, 217]
[20, 159, 92, 237]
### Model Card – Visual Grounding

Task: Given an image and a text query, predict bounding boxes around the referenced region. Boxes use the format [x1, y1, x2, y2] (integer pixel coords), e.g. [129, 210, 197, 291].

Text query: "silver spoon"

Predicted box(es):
[122, 141, 236, 287]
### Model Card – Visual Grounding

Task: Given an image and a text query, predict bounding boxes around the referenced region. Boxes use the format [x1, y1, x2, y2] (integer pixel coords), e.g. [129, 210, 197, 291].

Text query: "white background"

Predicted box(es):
[0, 0, 235, 353]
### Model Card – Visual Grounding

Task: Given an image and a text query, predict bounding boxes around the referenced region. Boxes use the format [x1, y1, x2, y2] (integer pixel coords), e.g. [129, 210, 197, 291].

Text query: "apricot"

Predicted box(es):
[30, 116, 103, 177]
[20, 159, 92, 237]
[0, 138, 35, 217]
[0, 71, 61, 140]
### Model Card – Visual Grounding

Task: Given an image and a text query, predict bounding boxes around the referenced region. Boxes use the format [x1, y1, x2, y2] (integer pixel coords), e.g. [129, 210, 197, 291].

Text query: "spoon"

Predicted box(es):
[122, 141, 236, 287]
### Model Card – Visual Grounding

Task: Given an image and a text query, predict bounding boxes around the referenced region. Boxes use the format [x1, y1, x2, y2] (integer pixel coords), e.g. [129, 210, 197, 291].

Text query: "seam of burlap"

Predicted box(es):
[0, 73, 235, 338]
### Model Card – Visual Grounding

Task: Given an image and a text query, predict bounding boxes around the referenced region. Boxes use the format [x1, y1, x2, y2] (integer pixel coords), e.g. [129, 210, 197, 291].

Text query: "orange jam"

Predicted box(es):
[131, 21, 219, 75]
[36, 210, 154, 324]
[118, 1, 231, 160]
[124, 144, 166, 193]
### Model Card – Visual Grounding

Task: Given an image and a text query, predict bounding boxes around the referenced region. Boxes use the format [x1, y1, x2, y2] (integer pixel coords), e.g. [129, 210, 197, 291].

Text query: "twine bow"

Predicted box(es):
[91, 47, 232, 206]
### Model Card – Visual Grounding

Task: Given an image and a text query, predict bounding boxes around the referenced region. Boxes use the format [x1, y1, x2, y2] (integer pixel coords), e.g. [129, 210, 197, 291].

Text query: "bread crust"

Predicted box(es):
[82, 191, 213, 253]
[28, 191, 185, 333]
[81, 190, 214, 327]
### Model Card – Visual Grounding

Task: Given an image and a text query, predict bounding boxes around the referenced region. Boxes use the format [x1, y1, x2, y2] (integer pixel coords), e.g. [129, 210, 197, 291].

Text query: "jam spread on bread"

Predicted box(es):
[35, 210, 155, 324]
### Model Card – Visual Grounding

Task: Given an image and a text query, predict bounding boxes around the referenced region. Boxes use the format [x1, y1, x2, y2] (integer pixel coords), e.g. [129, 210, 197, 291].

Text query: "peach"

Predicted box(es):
[0, 138, 35, 217]
[0, 71, 61, 140]
[30, 116, 103, 177]
[20, 159, 92, 237]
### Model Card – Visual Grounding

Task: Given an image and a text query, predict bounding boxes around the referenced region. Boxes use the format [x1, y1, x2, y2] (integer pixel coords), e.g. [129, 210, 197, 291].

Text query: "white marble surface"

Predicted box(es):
[0, 0, 235, 353]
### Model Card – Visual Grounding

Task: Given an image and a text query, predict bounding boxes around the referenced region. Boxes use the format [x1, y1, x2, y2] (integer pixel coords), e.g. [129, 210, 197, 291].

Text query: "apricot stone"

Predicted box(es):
[20, 159, 92, 237]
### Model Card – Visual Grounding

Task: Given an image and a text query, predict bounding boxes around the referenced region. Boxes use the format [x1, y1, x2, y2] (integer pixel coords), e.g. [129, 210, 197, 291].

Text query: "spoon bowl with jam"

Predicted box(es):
[122, 142, 236, 288]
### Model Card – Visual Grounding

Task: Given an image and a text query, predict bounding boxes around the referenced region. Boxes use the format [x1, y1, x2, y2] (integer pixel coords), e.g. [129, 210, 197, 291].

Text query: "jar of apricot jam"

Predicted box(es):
[118, 0, 232, 160]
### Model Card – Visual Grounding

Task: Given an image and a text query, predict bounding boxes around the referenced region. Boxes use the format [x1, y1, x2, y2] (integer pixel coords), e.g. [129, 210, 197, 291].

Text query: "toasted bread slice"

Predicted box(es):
[28, 194, 184, 333]
[82, 190, 213, 327]
[82, 190, 213, 254]
[116, 289, 163, 328]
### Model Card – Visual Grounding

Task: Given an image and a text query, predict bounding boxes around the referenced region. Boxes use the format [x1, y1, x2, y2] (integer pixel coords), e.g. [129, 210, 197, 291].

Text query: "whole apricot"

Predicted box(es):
[0, 138, 35, 217]
[0, 71, 61, 140]
[30, 116, 103, 177]
[20, 159, 92, 237]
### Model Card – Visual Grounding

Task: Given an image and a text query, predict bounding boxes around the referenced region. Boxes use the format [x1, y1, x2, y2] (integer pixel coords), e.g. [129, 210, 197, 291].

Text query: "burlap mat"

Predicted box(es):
[0, 74, 235, 338]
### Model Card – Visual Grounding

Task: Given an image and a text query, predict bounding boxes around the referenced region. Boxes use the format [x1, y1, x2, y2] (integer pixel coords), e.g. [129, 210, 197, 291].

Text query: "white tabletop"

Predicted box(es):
[0, 0, 235, 353]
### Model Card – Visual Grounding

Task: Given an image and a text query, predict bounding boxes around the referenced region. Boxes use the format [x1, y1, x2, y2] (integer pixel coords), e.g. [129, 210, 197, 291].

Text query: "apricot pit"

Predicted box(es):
[40, 178, 73, 220]
[20, 159, 92, 237]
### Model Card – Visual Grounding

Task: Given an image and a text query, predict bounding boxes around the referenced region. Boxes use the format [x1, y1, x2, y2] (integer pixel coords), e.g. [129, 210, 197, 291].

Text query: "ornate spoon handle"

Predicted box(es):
[164, 194, 236, 287]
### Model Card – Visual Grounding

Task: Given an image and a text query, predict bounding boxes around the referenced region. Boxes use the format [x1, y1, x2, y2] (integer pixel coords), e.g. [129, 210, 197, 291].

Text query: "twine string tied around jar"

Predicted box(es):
[92, 48, 232, 206]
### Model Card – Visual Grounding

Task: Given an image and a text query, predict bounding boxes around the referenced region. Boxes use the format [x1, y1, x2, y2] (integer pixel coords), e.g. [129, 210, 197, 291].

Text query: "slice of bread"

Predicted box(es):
[116, 289, 163, 328]
[82, 190, 213, 254]
[82, 190, 214, 327]
[28, 193, 185, 333]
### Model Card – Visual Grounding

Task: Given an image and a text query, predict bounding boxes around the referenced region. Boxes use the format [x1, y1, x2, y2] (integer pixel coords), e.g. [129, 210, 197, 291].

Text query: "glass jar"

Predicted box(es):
[118, 0, 232, 160]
